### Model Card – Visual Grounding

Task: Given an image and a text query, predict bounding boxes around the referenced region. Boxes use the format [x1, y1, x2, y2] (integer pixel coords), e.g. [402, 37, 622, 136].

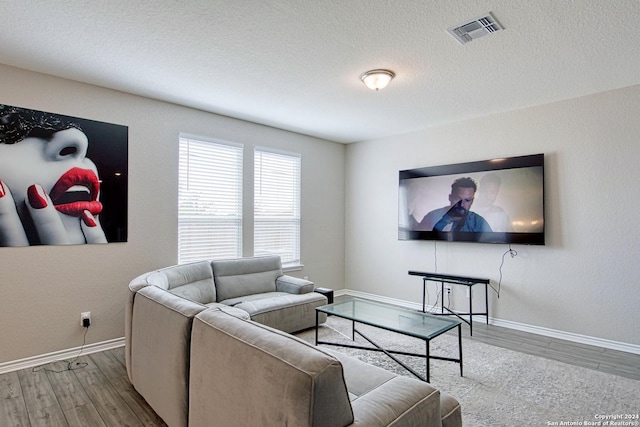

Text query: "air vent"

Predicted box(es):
[447, 12, 504, 44]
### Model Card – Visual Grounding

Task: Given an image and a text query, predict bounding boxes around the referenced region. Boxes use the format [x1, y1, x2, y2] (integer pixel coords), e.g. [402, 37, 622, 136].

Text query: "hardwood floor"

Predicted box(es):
[465, 321, 640, 380]
[0, 347, 167, 427]
[2, 316, 638, 426]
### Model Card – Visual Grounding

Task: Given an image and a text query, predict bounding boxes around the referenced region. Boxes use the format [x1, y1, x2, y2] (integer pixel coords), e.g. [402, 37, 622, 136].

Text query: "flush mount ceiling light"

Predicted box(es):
[360, 69, 395, 91]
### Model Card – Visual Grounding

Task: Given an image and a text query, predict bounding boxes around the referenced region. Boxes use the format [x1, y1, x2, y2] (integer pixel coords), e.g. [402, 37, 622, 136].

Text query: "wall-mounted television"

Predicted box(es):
[399, 154, 545, 245]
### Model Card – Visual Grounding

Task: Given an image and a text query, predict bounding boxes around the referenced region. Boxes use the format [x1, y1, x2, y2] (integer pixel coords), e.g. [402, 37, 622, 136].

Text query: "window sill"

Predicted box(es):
[283, 263, 304, 273]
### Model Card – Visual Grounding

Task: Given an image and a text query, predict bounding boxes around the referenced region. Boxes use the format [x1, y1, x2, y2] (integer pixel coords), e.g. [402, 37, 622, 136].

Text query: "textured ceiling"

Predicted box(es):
[1, 1, 639, 143]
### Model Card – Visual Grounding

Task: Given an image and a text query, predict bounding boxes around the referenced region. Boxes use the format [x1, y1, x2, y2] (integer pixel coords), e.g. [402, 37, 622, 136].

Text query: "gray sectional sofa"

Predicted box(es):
[125, 256, 462, 427]
[127, 255, 327, 334]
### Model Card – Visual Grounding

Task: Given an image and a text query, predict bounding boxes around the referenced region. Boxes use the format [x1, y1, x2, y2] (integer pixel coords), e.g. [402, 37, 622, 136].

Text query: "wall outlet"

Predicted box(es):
[81, 312, 91, 327]
[444, 285, 452, 294]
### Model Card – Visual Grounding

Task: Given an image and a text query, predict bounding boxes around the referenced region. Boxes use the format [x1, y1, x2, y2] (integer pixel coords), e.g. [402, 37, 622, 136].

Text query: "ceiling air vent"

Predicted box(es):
[447, 12, 504, 44]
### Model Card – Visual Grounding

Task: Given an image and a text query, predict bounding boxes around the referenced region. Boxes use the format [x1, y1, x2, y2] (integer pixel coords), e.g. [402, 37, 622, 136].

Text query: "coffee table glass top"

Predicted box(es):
[317, 298, 461, 340]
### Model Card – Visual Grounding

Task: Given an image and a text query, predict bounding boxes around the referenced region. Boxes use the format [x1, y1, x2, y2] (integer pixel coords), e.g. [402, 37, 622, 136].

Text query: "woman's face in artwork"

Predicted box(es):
[0, 127, 104, 245]
[1, 128, 98, 203]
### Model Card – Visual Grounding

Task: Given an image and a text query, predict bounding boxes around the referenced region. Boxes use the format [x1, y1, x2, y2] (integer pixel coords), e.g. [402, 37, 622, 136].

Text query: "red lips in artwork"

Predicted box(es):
[49, 167, 103, 217]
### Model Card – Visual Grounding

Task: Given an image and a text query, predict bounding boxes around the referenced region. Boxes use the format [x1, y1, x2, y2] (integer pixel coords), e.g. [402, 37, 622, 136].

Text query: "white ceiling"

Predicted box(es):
[2, 1, 639, 143]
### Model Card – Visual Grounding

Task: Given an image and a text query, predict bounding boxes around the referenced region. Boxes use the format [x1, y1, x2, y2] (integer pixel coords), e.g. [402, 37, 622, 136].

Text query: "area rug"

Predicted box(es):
[295, 316, 640, 427]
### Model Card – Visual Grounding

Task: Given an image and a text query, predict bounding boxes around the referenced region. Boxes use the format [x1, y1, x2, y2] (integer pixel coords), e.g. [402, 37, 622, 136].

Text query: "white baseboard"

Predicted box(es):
[339, 289, 640, 355]
[0, 337, 125, 375]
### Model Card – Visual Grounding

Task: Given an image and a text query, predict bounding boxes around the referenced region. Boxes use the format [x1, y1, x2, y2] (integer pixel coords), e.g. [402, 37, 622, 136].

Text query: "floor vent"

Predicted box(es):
[447, 12, 504, 44]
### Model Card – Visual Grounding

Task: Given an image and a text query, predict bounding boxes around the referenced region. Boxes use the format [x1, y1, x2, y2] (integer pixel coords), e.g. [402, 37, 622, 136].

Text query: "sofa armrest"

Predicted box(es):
[347, 376, 443, 427]
[327, 348, 450, 427]
[276, 275, 314, 294]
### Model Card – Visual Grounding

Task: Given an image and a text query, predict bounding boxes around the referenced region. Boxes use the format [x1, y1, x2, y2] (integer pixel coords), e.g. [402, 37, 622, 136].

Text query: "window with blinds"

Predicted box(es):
[178, 137, 243, 264]
[254, 148, 301, 266]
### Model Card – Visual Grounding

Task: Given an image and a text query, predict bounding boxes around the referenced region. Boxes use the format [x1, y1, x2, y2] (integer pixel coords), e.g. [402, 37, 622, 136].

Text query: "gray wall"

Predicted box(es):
[345, 85, 640, 348]
[3, 62, 638, 364]
[0, 64, 345, 364]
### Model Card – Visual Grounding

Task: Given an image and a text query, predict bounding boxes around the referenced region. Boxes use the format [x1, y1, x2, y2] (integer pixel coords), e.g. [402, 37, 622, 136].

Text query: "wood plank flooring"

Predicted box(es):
[1, 318, 638, 426]
[1, 347, 166, 427]
[466, 321, 640, 380]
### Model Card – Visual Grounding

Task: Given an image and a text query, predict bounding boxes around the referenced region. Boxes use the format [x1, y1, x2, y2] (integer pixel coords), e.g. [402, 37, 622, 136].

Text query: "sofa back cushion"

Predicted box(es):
[211, 255, 282, 302]
[146, 261, 216, 304]
[189, 309, 354, 427]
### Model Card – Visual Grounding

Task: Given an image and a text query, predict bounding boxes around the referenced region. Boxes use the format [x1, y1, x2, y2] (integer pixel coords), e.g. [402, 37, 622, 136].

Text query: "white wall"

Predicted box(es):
[0, 64, 345, 364]
[345, 85, 640, 348]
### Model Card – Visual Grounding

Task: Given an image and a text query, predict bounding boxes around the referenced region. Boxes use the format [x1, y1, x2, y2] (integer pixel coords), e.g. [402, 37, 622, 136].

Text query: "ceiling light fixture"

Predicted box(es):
[360, 69, 395, 91]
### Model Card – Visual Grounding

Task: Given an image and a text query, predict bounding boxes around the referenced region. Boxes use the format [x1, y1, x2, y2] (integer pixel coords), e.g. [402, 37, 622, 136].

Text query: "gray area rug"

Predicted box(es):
[295, 316, 640, 427]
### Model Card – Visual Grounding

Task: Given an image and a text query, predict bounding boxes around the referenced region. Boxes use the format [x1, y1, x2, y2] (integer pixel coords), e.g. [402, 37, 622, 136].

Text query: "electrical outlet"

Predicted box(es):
[445, 286, 452, 294]
[81, 312, 91, 327]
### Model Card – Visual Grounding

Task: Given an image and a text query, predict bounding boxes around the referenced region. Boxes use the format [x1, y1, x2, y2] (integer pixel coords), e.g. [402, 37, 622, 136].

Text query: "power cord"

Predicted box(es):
[422, 241, 441, 312]
[422, 277, 448, 314]
[32, 326, 89, 374]
[495, 245, 518, 298]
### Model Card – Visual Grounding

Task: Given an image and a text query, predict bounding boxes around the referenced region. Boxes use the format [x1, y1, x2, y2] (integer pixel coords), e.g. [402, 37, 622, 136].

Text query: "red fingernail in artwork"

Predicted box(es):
[28, 185, 48, 209]
[82, 210, 97, 227]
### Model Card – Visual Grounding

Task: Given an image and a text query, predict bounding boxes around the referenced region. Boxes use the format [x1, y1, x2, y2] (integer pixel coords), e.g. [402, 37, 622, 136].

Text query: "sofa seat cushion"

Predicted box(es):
[228, 292, 328, 315]
[221, 292, 328, 333]
[327, 349, 445, 427]
[219, 291, 291, 307]
[203, 302, 251, 320]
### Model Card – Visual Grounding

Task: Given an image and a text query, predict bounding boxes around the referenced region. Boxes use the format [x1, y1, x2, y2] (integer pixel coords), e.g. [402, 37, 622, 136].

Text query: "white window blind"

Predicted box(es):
[254, 148, 301, 266]
[178, 137, 243, 264]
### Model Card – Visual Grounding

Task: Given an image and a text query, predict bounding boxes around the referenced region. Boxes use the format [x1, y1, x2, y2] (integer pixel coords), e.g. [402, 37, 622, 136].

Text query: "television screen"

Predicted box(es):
[398, 154, 545, 245]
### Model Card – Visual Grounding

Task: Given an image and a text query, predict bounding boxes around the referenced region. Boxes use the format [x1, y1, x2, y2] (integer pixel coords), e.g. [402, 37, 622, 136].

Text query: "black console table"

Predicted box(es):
[408, 271, 490, 336]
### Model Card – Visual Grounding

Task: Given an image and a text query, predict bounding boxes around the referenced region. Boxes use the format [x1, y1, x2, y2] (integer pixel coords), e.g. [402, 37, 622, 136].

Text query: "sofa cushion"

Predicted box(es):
[440, 393, 463, 427]
[147, 261, 216, 304]
[211, 255, 282, 301]
[327, 349, 444, 427]
[224, 291, 328, 333]
[218, 291, 289, 307]
[202, 302, 251, 320]
[189, 308, 354, 427]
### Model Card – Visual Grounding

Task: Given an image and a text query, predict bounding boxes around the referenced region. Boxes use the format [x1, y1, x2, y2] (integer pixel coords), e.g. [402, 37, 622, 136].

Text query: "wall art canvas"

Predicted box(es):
[0, 104, 128, 246]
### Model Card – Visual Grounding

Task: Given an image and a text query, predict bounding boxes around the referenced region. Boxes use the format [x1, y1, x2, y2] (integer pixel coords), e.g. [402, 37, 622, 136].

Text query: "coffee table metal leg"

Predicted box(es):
[468, 290, 473, 336]
[315, 311, 319, 345]
[422, 278, 427, 312]
[458, 324, 463, 377]
[426, 340, 430, 383]
[485, 283, 489, 325]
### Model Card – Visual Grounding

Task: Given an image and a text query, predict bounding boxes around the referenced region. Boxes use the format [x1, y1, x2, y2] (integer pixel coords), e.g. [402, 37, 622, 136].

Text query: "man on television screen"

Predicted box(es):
[414, 177, 492, 232]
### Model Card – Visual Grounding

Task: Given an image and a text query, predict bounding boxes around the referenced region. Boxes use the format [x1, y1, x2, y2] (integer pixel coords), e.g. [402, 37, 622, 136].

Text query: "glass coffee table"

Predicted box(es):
[315, 298, 462, 383]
